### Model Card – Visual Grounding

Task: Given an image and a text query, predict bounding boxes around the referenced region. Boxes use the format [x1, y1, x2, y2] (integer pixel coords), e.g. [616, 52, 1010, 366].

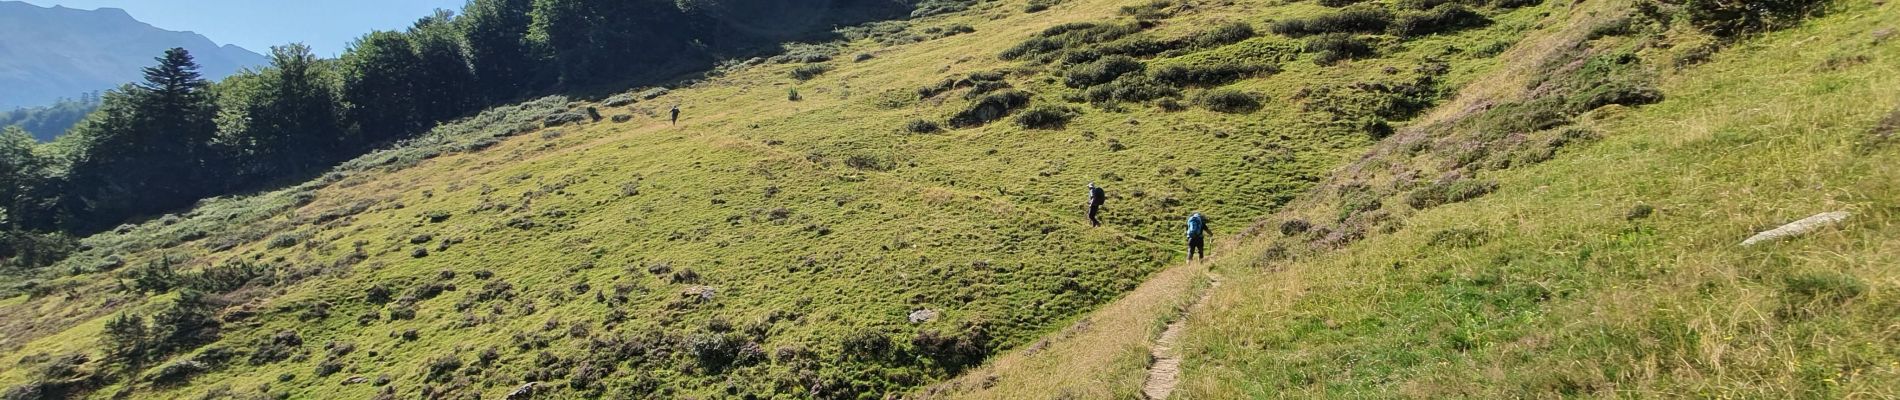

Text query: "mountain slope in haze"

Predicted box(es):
[0, 1, 267, 110]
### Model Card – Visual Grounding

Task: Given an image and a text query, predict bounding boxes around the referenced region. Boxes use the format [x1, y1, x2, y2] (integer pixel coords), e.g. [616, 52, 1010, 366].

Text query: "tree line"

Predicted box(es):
[0, 0, 930, 272]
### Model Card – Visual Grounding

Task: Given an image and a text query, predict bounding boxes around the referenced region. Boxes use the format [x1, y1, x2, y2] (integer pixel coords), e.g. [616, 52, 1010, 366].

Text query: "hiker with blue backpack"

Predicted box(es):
[1186, 212, 1212, 261]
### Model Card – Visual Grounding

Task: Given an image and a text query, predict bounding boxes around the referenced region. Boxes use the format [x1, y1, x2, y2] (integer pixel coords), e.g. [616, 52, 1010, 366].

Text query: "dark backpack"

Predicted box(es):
[1089, 187, 1106, 204]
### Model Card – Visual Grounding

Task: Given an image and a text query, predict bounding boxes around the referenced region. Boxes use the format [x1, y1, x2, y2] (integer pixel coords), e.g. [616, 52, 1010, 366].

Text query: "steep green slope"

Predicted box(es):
[0, 0, 1534, 398]
[1171, 0, 1900, 397]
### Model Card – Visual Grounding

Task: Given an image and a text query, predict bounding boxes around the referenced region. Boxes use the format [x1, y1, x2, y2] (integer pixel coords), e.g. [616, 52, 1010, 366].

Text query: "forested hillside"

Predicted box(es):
[0, 97, 101, 142]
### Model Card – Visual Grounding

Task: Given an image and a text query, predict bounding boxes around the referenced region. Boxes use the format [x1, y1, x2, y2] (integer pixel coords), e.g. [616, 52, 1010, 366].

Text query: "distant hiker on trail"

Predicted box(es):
[1186, 212, 1212, 261]
[670, 105, 681, 125]
[1086, 182, 1106, 227]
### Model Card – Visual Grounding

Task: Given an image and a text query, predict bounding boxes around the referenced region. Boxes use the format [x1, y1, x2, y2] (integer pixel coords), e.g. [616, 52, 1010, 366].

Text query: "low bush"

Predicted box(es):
[689, 333, 743, 373]
[1280, 219, 1313, 236]
[1065, 55, 1146, 88]
[912, 322, 993, 372]
[1025, 0, 1060, 12]
[126, 256, 185, 294]
[1390, 4, 1490, 37]
[773, 42, 840, 64]
[249, 330, 304, 365]
[542, 112, 588, 127]
[1305, 34, 1378, 65]
[181, 261, 270, 293]
[963, 80, 1013, 100]
[949, 90, 1034, 128]
[1120, 0, 1178, 20]
[1197, 89, 1265, 113]
[1268, 6, 1394, 37]
[1151, 62, 1276, 87]
[1188, 22, 1258, 48]
[1405, 178, 1498, 209]
[1084, 76, 1182, 103]
[903, 119, 943, 134]
[1000, 23, 1143, 61]
[424, 354, 462, 382]
[147, 360, 209, 386]
[1014, 105, 1081, 129]
[790, 64, 831, 81]
[1664, 0, 1829, 38]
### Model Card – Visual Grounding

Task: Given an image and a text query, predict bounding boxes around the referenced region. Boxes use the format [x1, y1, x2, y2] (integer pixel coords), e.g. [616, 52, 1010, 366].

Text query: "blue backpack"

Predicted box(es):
[1186, 214, 1206, 238]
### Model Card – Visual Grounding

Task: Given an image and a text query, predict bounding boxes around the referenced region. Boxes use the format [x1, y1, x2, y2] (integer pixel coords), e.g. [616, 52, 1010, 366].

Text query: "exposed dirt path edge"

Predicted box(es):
[1142, 274, 1220, 399]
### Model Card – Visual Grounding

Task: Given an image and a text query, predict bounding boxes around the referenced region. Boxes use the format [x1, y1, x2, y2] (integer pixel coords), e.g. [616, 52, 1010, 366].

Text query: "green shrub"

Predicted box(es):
[1084, 76, 1182, 103]
[912, 323, 993, 372]
[904, 119, 943, 134]
[1664, 0, 1829, 38]
[690, 332, 742, 372]
[126, 256, 185, 293]
[1305, 34, 1379, 65]
[147, 360, 209, 386]
[1405, 178, 1498, 209]
[1065, 55, 1146, 88]
[1390, 4, 1490, 37]
[1120, 0, 1178, 20]
[790, 64, 831, 80]
[248, 330, 303, 365]
[949, 90, 1034, 128]
[963, 80, 1013, 99]
[1197, 89, 1265, 113]
[1268, 6, 1394, 37]
[1151, 62, 1276, 87]
[181, 261, 270, 293]
[1015, 105, 1081, 129]
[1025, 0, 1060, 12]
[787, 88, 802, 101]
[1001, 23, 1143, 61]
[423, 354, 462, 382]
[1189, 22, 1259, 48]
[1319, 0, 1371, 6]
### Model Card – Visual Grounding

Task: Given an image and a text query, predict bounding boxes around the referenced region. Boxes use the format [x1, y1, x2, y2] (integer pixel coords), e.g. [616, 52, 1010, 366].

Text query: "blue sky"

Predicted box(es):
[20, 0, 468, 56]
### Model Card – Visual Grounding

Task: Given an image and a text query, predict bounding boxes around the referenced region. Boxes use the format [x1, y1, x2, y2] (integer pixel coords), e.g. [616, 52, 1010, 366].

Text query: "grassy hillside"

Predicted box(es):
[1165, 0, 1900, 398]
[4, 0, 1885, 398]
[0, 0, 1532, 398]
[920, 0, 1900, 398]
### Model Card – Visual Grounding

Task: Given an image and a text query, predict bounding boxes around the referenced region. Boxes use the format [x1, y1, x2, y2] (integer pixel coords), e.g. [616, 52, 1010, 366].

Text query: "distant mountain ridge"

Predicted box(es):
[0, 1, 267, 110]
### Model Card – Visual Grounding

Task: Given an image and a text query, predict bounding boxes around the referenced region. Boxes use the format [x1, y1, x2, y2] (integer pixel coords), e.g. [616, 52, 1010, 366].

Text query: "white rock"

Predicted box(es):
[1742, 211, 1850, 246]
[908, 309, 939, 324]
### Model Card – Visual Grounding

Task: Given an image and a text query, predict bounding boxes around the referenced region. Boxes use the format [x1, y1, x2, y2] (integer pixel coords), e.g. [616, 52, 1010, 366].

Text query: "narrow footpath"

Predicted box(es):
[1142, 275, 1220, 399]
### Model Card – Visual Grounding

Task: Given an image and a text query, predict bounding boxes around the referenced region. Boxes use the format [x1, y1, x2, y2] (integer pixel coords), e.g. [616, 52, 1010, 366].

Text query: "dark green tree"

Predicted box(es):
[0, 126, 46, 226]
[460, 0, 541, 101]
[101, 312, 151, 371]
[410, 10, 482, 125]
[339, 31, 426, 148]
[63, 48, 220, 231]
[150, 290, 219, 356]
[531, 0, 700, 84]
[227, 44, 343, 182]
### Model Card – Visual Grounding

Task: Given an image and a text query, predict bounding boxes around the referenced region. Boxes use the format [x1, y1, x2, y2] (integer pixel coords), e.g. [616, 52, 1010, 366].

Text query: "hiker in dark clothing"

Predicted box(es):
[1186, 212, 1212, 261]
[670, 105, 681, 125]
[1086, 182, 1106, 227]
